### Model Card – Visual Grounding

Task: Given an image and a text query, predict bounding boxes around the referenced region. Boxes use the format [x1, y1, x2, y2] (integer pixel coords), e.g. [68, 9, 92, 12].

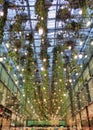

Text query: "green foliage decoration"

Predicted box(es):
[35, 0, 48, 34]
[0, 1, 8, 44]
[12, 14, 23, 32]
[67, 0, 87, 9]
[56, 8, 71, 21]
[51, 45, 67, 117]
[0, 0, 3, 4]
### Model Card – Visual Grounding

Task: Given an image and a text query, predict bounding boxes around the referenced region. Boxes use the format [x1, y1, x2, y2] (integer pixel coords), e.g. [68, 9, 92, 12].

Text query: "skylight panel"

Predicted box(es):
[47, 20, 55, 29]
[48, 9, 56, 19]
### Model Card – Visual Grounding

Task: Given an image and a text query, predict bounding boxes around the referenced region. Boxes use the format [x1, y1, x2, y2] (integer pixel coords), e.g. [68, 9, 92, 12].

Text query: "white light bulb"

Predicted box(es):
[80, 41, 83, 46]
[79, 53, 83, 59]
[86, 21, 91, 27]
[43, 58, 46, 62]
[63, 93, 66, 96]
[91, 41, 93, 45]
[68, 46, 72, 50]
[79, 9, 82, 15]
[6, 43, 10, 48]
[23, 80, 25, 83]
[38, 28, 43, 35]
[22, 68, 24, 72]
[0, 57, 3, 62]
[69, 79, 72, 83]
[74, 55, 78, 59]
[41, 67, 44, 71]
[85, 55, 87, 58]
[41, 17, 44, 20]
[15, 81, 18, 85]
[16, 66, 20, 70]
[14, 48, 17, 52]
[0, 11, 4, 16]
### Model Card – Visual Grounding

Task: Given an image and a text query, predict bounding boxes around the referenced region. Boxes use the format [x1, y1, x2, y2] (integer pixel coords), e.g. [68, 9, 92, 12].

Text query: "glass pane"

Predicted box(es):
[8, 78, 14, 93]
[1, 67, 9, 86]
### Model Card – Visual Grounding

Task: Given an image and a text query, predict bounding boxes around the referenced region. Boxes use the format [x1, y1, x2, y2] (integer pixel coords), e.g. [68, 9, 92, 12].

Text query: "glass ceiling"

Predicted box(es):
[0, 0, 93, 120]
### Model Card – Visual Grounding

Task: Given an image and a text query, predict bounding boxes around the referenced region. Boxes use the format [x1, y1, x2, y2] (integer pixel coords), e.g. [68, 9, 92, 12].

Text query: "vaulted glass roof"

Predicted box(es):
[0, 0, 93, 120]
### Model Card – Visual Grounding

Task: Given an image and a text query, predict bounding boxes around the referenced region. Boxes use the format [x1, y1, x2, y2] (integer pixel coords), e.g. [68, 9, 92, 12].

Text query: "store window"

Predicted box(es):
[76, 113, 82, 130]
[81, 109, 89, 130]
[88, 104, 93, 129]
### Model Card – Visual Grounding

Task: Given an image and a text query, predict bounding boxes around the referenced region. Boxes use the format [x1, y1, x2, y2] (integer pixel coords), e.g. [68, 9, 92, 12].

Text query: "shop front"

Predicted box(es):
[0, 104, 12, 130]
[88, 102, 93, 130]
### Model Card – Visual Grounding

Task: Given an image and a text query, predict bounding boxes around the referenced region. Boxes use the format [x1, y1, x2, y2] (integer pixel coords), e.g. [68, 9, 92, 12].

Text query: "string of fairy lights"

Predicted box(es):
[0, 0, 93, 120]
